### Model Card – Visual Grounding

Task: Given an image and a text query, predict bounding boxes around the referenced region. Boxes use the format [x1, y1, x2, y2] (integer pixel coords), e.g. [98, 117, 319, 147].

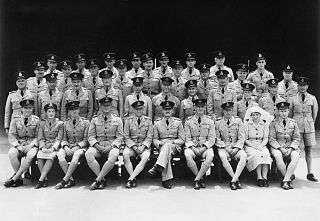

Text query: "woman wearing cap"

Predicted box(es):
[243, 106, 272, 187]
[179, 79, 198, 122]
[35, 103, 63, 188]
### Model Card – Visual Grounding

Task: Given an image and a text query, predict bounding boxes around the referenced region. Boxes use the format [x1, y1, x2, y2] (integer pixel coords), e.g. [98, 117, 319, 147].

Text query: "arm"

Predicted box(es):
[118, 90, 124, 118]
[37, 123, 45, 149]
[142, 121, 153, 149]
[259, 124, 269, 147]
[290, 121, 300, 150]
[124, 96, 130, 117]
[184, 121, 195, 148]
[312, 95, 318, 121]
[203, 121, 216, 148]
[28, 120, 39, 148]
[8, 119, 19, 147]
[173, 122, 185, 146]
[124, 119, 135, 148]
[87, 90, 94, 120]
[215, 122, 226, 148]
[4, 94, 12, 130]
[207, 90, 214, 116]
[78, 121, 90, 149]
[233, 121, 245, 149]
[147, 98, 153, 119]
[60, 123, 68, 148]
[268, 121, 281, 149]
[52, 122, 63, 150]
[111, 119, 124, 148]
[179, 102, 185, 121]
[153, 123, 161, 149]
[88, 119, 98, 147]
[60, 93, 67, 121]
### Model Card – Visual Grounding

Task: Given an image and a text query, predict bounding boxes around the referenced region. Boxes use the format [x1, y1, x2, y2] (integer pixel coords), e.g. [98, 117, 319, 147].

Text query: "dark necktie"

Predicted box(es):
[166, 119, 169, 126]
[301, 94, 305, 102]
[260, 73, 263, 79]
[21, 90, 24, 97]
[49, 122, 52, 127]
[137, 117, 141, 125]
[204, 80, 207, 88]
[137, 94, 140, 100]
[93, 77, 96, 86]
[104, 116, 107, 122]
[227, 119, 230, 125]
[165, 95, 168, 101]
[24, 118, 28, 126]
[240, 80, 243, 85]
[76, 90, 79, 97]
[73, 119, 76, 126]
[272, 96, 276, 103]
[221, 88, 225, 94]
[37, 79, 40, 85]
[135, 69, 138, 74]
[49, 90, 53, 97]
[162, 68, 166, 76]
[120, 76, 123, 82]
[189, 68, 192, 76]
[177, 78, 179, 84]
[198, 117, 201, 124]
[283, 119, 286, 127]
[285, 82, 289, 89]
[65, 78, 68, 84]
[245, 101, 249, 107]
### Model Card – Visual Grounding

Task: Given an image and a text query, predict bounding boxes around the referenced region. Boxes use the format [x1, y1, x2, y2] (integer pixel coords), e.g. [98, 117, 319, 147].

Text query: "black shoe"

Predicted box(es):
[65, 179, 76, 188]
[55, 180, 67, 189]
[281, 181, 290, 190]
[257, 179, 264, 187]
[90, 180, 101, 191]
[162, 180, 173, 189]
[24, 171, 32, 179]
[42, 179, 49, 187]
[98, 179, 107, 189]
[236, 181, 242, 189]
[287, 181, 294, 189]
[230, 182, 237, 190]
[35, 180, 44, 189]
[126, 180, 133, 188]
[148, 166, 159, 178]
[193, 180, 201, 190]
[263, 179, 269, 187]
[4, 179, 15, 187]
[307, 173, 318, 182]
[12, 179, 23, 187]
[199, 179, 206, 188]
[290, 174, 295, 181]
[131, 179, 137, 188]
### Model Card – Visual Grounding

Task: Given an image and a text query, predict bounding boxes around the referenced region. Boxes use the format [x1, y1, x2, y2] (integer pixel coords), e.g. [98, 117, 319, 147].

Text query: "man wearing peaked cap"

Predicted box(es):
[180, 79, 198, 121]
[45, 53, 63, 80]
[4, 97, 40, 188]
[288, 76, 318, 182]
[184, 97, 215, 189]
[215, 101, 247, 190]
[154, 51, 174, 79]
[209, 50, 234, 82]
[57, 60, 73, 92]
[278, 64, 298, 101]
[123, 99, 153, 188]
[269, 101, 301, 190]
[100, 52, 119, 80]
[27, 60, 48, 96]
[171, 59, 187, 100]
[181, 52, 200, 81]
[197, 63, 217, 98]
[113, 59, 133, 100]
[125, 52, 144, 80]
[124, 76, 152, 118]
[148, 100, 185, 189]
[229, 63, 250, 101]
[247, 53, 274, 100]
[74, 53, 91, 79]
[235, 82, 259, 120]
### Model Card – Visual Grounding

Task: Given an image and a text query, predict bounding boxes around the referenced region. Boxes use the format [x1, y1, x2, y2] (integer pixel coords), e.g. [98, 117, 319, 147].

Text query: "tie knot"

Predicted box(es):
[75, 90, 79, 96]
[137, 94, 140, 100]
[245, 101, 249, 107]
[104, 116, 107, 122]
[166, 119, 169, 126]
[164, 95, 168, 101]
[221, 88, 225, 94]
[301, 94, 306, 101]
[198, 117, 201, 124]
[73, 119, 76, 125]
[272, 96, 276, 103]
[283, 119, 286, 127]
[137, 117, 141, 125]
[227, 119, 230, 125]
[24, 118, 28, 126]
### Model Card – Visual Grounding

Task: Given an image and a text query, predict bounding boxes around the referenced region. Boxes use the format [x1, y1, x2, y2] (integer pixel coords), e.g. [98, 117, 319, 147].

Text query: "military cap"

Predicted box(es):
[33, 61, 46, 70]
[132, 100, 145, 109]
[44, 103, 57, 112]
[221, 101, 234, 110]
[185, 52, 196, 60]
[193, 98, 207, 107]
[199, 63, 210, 72]
[69, 71, 84, 80]
[99, 69, 113, 79]
[215, 70, 229, 79]
[46, 54, 58, 62]
[282, 64, 293, 73]
[235, 63, 248, 72]
[66, 101, 80, 110]
[297, 77, 310, 86]
[185, 79, 198, 88]
[130, 52, 141, 61]
[61, 60, 72, 69]
[266, 78, 279, 87]
[132, 77, 144, 86]
[276, 101, 290, 110]
[115, 59, 127, 69]
[161, 76, 174, 85]
[99, 96, 113, 105]
[158, 51, 169, 60]
[241, 82, 255, 91]
[160, 100, 175, 110]
[74, 53, 86, 62]
[20, 98, 34, 108]
[141, 52, 153, 63]
[88, 58, 99, 68]
[16, 71, 26, 80]
[44, 72, 58, 82]
[171, 60, 183, 69]
[103, 52, 116, 61]
[214, 51, 225, 59]
[256, 53, 266, 62]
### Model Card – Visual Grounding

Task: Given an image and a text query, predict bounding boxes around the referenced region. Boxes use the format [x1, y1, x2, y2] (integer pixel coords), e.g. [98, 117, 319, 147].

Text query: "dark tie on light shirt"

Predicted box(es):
[189, 68, 192, 76]
[166, 119, 169, 126]
[245, 101, 249, 107]
[272, 96, 276, 103]
[137, 94, 140, 100]
[198, 117, 201, 124]
[285, 82, 289, 89]
[283, 119, 286, 127]
[104, 116, 107, 122]
[24, 118, 28, 126]
[227, 119, 230, 125]
[93, 77, 96, 85]
[301, 94, 305, 102]
[165, 95, 168, 101]
[76, 90, 79, 97]
[221, 88, 225, 94]
[73, 119, 76, 126]
[137, 117, 141, 125]
[21, 90, 24, 97]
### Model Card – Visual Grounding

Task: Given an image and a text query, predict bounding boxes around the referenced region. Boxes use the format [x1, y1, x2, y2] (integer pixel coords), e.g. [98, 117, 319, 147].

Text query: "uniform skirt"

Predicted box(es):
[37, 149, 56, 160]
[244, 146, 272, 172]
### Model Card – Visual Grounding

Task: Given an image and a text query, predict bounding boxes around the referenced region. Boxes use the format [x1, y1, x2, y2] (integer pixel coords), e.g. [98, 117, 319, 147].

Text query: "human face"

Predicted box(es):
[46, 81, 57, 90]
[159, 59, 169, 67]
[250, 112, 261, 122]
[283, 72, 293, 81]
[298, 84, 309, 93]
[134, 108, 144, 117]
[243, 90, 252, 99]
[268, 86, 278, 95]
[218, 77, 228, 87]
[76, 60, 86, 70]
[132, 59, 141, 69]
[47, 61, 57, 70]
[256, 60, 266, 69]
[214, 57, 225, 66]
[62, 67, 72, 75]
[173, 67, 183, 78]
[69, 109, 80, 119]
[143, 60, 153, 70]
[133, 84, 143, 93]
[236, 70, 248, 81]
[72, 79, 82, 90]
[89, 66, 99, 76]
[200, 71, 210, 80]
[186, 60, 196, 68]
[23, 107, 33, 117]
[34, 68, 45, 78]
[278, 109, 289, 119]
[195, 106, 206, 116]
[46, 108, 56, 119]
[16, 79, 26, 89]
[105, 60, 115, 69]
[102, 78, 112, 87]
[223, 108, 233, 119]
[117, 67, 127, 75]
[161, 84, 171, 93]
[163, 109, 173, 117]
[188, 87, 197, 97]
[100, 103, 113, 115]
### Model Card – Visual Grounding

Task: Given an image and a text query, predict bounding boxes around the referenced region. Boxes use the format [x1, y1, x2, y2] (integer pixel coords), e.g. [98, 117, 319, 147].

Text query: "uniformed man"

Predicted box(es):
[209, 51, 234, 82]
[184, 98, 215, 189]
[27, 61, 48, 96]
[74, 53, 90, 79]
[181, 52, 200, 81]
[258, 78, 285, 116]
[288, 77, 318, 182]
[247, 53, 274, 100]
[45, 53, 63, 81]
[55, 101, 90, 189]
[57, 60, 73, 92]
[123, 100, 153, 188]
[4, 71, 36, 134]
[278, 64, 298, 101]
[83, 58, 103, 95]
[125, 52, 144, 80]
[95, 70, 123, 117]
[179, 79, 198, 122]
[113, 59, 133, 100]
[153, 51, 174, 78]
[269, 101, 300, 190]
[4, 98, 40, 187]
[228, 63, 250, 101]
[139, 52, 161, 98]
[60, 71, 93, 121]
[124, 77, 152, 118]
[197, 63, 217, 98]
[215, 102, 247, 190]
[85, 96, 123, 190]
[38, 72, 63, 119]
[148, 100, 185, 189]
[152, 77, 180, 121]
[100, 52, 119, 80]
[207, 70, 237, 120]
[235, 83, 258, 120]
[171, 59, 187, 100]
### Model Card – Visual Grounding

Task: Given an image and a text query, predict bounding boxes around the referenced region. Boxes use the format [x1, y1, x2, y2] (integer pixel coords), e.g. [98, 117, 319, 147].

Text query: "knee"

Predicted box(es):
[272, 149, 283, 161]
[109, 148, 119, 159]
[8, 148, 19, 159]
[85, 148, 96, 162]
[57, 150, 66, 162]
[184, 149, 194, 160]
[141, 151, 150, 162]
[122, 149, 131, 162]
[218, 150, 228, 162]
[71, 153, 82, 163]
[291, 151, 300, 161]
[26, 149, 37, 161]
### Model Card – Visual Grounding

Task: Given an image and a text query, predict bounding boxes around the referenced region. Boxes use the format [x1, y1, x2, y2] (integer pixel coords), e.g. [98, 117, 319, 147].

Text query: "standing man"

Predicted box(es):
[45, 53, 63, 81]
[27, 61, 48, 97]
[171, 59, 187, 100]
[215, 102, 247, 190]
[179, 79, 198, 122]
[197, 63, 217, 98]
[278, 64, 298, 101]
[83, 58, 103, 94]
[4, 98, 40, 187]
[181, 52, 200, 81]
[57, 60, 73, 92]
[113, 59, 133, 100]
[74, 53, 90, 79]
[289, 77, 318, 182]
[148, 101, 185, 189]
[209, 51, 234, 82]
[85, 96, 123, 190]
[235, 83, 258, 120]
[269, 101, 300, 190]
[123, 100, 153, 188]
[228, 63, 250, 101]
[153, 51, 173, 78]
[184, 98, 215, 189]
[100, 52, 119, 80]
[125, 52, 144, 80]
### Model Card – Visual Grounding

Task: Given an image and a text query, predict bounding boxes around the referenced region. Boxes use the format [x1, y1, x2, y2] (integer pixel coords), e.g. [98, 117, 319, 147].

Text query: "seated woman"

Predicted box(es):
[243, 106, 272, 187]
[35, 103, 63, 189]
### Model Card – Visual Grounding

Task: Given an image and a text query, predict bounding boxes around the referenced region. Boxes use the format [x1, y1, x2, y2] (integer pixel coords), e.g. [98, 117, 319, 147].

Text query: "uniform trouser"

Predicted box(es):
[156, 143, 179, 181]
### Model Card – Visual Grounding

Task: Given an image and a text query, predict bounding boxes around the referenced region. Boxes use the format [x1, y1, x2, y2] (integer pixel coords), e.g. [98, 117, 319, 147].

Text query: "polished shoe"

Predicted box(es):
[287, 181, 294, 189]
[230, 182, 237, 190]
[65, 179, 76, 188]
[257, 179, 264, 187]
[35, 181, 44, 189]
[90, 180, 101, 190]
[98, 179, 107, 189]
[55, 180, 67, 189]
[42, 179, 49, 187]
[131, 179, 137, 188]
[263, 179, 269, 187]
[162, 180, 173, 189]
[281, 181, 290, 190]
[4, 179, 15, 187]
[236, 181, 242, 189]
[290, 174, 295, 181]
[307, 173, 318, 182]
[126, 180, 133, 188]
[199, 179, 206, 188]
[24, 171, 32, 179]
[12, 179, 23, 187]
[193, 180, 201, 190]
[148, 166, 159, 178]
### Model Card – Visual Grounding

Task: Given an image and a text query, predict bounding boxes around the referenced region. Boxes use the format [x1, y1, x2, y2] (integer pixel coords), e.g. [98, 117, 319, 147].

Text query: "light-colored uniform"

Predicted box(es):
[125, 68, 144, 80]
[138, 70, 161, 98]
[209, 65, 234, 82]
[228, 79, 248, 101]
[179, 96, 198, 122]
[153, 117, 185, 181]
[124, 92, 152, 118]
[112, 75, 133, 101]
[181, 68, 200, 81]
[171, 76, 187, 100]
[57, 74, 73, 92]
[259, 94, 285, 116]
[153, 66, 174, 79]
[235, 98, 258, 120]
[95, 87, 123, 117]
[38, 88, 63, 119]
[247, 70, 274, 98]
[277, 80, 298, 101]
[82, 74, 104, 94]
[152, 93, 180, 120]
[26, 77, 48, 95]
[197, 78, 218, 98]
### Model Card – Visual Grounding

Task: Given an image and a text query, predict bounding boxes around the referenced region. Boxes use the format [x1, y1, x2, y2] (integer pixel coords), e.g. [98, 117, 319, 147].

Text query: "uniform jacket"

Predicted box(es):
[38, 118, 63, 150]
[124, 92, 152, 118]
[61, 117, 90, 149]
[152, 93, 180, 120]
